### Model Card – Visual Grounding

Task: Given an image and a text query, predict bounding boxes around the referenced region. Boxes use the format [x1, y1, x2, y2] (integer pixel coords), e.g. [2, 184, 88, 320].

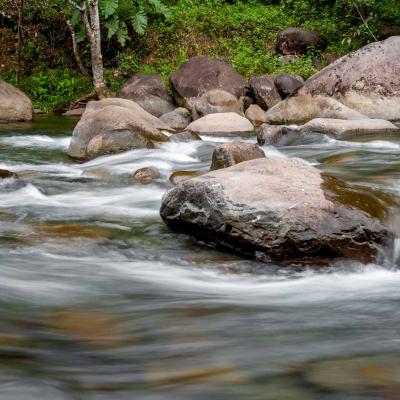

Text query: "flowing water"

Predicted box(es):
[1, 116, 400, 399]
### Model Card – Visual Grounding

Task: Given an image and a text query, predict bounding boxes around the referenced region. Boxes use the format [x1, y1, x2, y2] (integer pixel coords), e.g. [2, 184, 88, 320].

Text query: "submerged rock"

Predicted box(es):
[68, 101, 168, 159]
[210, 141, 265, 171]
[266, 94, 366, 124]
[160, 158, 389, 265]
[301, 118, 399, 139]
[257, 124, 300, 146]
[186, 112, 254, 137]
[169, 56, 247, 111]
[117, 73, 175, 117]
[0, 80, 33, 122]
[244, 104, 267, 126]
[131, 167, 161, 184]
[0, 169, 18, 179]
[298, 36, 400, 120]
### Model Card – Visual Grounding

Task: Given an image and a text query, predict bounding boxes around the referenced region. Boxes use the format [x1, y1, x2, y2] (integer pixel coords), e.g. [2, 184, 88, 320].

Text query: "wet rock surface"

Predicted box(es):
[131, 167, 161, 184]
[302, 118, 399, 139]
[169, 170, 204, 185]
[167, 131, 202, 142]
[68, 100, 168, 159]
[160, 158, 389, 264]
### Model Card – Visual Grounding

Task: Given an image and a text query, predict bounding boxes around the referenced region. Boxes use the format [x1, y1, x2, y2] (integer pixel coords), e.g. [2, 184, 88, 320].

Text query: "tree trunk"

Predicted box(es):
[85, 0, 112, 98]
[16, 0, 24, 86]
[69, 0, 112, 98]
[66, 19, 91, 81]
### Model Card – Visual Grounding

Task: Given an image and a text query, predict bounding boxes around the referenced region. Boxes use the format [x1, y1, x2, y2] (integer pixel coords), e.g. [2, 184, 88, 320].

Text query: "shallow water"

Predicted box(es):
[1, 116, 400, 399]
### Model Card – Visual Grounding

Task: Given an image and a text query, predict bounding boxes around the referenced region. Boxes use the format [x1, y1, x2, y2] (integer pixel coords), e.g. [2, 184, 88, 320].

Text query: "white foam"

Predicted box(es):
[0, 135, 71, 150]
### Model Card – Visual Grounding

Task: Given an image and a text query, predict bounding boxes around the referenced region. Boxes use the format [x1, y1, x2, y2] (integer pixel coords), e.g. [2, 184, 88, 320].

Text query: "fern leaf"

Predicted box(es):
[116, 21, 129, 46]
[131, 6, 148, 36]
[100, 0, 119, 18]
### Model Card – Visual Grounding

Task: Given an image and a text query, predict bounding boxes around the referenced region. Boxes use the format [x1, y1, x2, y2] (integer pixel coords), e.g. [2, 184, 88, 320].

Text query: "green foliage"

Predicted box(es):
[0, 70, 91, 113]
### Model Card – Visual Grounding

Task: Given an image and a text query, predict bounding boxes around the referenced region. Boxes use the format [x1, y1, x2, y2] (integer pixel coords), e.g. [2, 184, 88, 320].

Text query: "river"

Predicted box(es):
[0, 116, 400, 399]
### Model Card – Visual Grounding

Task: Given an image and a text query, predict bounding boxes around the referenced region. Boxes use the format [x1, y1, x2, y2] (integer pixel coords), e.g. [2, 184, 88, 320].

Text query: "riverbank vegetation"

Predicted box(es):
[1, 0, 399, 112]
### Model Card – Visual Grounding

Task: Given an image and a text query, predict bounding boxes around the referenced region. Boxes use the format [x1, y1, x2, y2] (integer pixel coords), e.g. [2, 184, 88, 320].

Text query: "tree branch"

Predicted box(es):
[67, 0, 86, 12]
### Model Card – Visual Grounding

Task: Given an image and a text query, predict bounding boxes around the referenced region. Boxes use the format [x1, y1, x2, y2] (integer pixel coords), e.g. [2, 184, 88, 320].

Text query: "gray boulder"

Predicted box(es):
[248, 75, 281, 110]
[245, 104, 267, 126]
[210, 141, 265, 171]
[193, 89, 243, 119]
[86, 130, 155, 159]
[0, 80, 33, 122]
[298, 36, 400, 120]
[117, 73, 175, 117]
[276, 28, 325, 55]
[257, 124, 300, 146]
[274, 74, 304, 98]
[266, 94, 367, 124]
[186, 112, 254, 136]
[160, 158, 388, 264]
[159, 107, 191, 131]
[131, 167, 161, 184]
[68, 104, 168, 159]
[84, 98, 171, 131]
[168, 131, 202, 142]
[301, 118, 399, 139]
[169, 56, 247, 111]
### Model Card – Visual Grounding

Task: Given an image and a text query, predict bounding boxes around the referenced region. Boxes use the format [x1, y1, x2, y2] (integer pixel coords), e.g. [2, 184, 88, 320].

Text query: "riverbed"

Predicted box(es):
[0, 116, 400, 399]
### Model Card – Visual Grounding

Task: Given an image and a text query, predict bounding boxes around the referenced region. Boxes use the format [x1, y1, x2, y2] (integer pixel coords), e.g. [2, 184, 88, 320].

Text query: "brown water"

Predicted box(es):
[0, 116, 400, 400]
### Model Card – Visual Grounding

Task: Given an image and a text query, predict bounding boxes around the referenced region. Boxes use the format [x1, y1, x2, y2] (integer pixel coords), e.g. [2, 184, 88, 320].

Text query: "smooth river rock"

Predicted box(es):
[160, 158, 388, 264]
[266, 94, 367, 124]
[186, 112, 254, 136]
[244, 104, 267, 126]
[301, 118, 399, 139]
[68, 104, 168, 159]
[169, 56, 247, 111]
[0, 80, 33, 122]
[159, 107, 192, 131]
[210, 141, 265, 171]
[248, 75, 281, 110]
[298, 36, 400, 120]
[117, 73, 175, 117]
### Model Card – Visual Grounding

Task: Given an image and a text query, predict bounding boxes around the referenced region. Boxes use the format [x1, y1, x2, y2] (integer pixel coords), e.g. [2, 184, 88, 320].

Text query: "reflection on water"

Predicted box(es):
[0, 116, 400, 399]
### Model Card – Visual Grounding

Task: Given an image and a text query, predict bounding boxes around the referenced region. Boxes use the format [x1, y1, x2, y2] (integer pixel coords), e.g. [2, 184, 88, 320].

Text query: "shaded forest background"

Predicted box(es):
[1, 0, 399, 112]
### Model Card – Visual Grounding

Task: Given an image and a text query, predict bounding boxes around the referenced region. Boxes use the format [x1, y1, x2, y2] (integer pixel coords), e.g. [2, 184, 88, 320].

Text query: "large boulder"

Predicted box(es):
[169, 56, 247, 111]
[301, 118, 399, 139]
[276, 28, 325, 55]
[266, 94, 367, 124]
[160, 158, 388, 264]
[274, 74, 304, 99]
[245, 104, 267, 126]
[68, 103, 168, 159]
[84, 98, 171, 131]
[168, 131, 202, 142]
[298, 36, 400, 120]
[0, 80, 33, 122]
[86, 130, 155, 159]
[116, 73, 175, 117]
[193, 89, 243, 119]
[248, 75, 281, 110]
[159, 107, 191, 131]
[210, 141, 265, 171]
[186, 112, 254, 137]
